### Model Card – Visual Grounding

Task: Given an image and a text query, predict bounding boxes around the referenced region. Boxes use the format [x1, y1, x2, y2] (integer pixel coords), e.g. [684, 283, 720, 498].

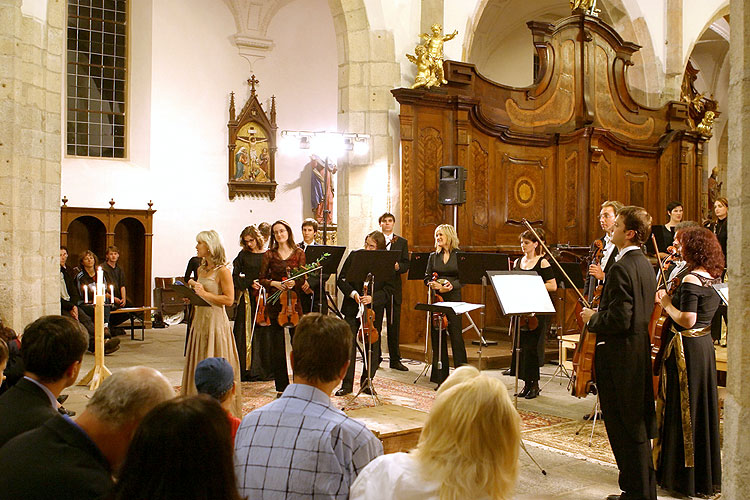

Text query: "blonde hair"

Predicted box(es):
[434, 224, 459, 253]
[196, 230, 227, 266]
[412, 366, 520, 499]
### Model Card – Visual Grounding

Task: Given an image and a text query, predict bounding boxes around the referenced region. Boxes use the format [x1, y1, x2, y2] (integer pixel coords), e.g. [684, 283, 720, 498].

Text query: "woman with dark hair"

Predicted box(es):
[258, 220, 309, 393]
[706, 197, 728, 345]
[0, 323, 21, 395]
[111, 395, 243, 500]
[654, 226, 723, 498]
[508, 228, 557, 399]
[232, 225, 272, 381]
[648, 201, 683, 257]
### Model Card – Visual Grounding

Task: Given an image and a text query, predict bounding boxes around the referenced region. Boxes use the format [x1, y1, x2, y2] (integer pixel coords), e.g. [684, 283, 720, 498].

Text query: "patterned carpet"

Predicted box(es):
[234, 376, 616, 464]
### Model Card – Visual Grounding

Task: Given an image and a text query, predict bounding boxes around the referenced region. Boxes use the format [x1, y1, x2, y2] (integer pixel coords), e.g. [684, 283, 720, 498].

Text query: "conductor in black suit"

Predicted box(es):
[585, 200, 623, 303]
[379, 212, 409, 371]
[0, 315, 88, 448]
[581, 206, 658, 500]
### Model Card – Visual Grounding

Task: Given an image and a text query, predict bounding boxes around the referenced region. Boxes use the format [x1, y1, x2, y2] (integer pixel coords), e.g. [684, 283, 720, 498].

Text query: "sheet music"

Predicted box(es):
[489, 273, 556, 315]
[431, 301, 484, 314]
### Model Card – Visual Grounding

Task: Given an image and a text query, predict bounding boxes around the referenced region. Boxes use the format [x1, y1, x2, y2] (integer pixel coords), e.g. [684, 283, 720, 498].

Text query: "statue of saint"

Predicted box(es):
[309, 155, 337, 225]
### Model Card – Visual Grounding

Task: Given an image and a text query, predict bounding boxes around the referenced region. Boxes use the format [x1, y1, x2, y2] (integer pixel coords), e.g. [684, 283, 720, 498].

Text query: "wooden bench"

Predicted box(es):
[109, 306, 157, 341]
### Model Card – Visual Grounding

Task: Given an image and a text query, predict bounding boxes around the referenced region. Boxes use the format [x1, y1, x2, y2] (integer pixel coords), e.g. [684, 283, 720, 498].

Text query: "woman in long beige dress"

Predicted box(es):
[181, 230, 242, 417]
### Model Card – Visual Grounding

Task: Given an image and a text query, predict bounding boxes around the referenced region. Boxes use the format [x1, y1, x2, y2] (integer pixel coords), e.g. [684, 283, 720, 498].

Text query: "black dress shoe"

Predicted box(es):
[605, 495, 622, 500]
[57, 394, 69, 404]
[502, 369, 514, 376]
[104, 338, 121, 355]
[516, 384, 530, 398]
[58, 406, 76, 417]
[334, 388, 352, 397]
[390, 362, 409, 371]
[525, 386, 540, 399]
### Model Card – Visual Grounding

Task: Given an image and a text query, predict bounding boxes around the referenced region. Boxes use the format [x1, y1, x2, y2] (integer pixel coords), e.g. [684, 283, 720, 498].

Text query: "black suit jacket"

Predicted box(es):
[0, 378, 58, 448]
[584, 236, 619, 303]
[0, 414, 113, 500]
[61, 265, 81, 311]
[386, 235, 409, 303]
[337, 251, 393, 318]
[587, 249, 657, 441]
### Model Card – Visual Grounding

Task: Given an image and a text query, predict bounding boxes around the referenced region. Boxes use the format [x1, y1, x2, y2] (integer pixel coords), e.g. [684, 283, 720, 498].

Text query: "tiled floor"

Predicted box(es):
[63, 325, 710, 500]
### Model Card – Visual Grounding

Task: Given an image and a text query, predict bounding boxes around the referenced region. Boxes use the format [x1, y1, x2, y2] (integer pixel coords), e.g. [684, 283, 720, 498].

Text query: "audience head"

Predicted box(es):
[599, 200, 624, 233]
[239, 225, 262, 252]
[60, 246, 68, 267]
[364, 230, 386, 250]
[194, 357, 235, 403]
[434, 224, 459, 252]
[269, 220, 296, 250]
[105, 246, 120, 262]
[290, 313, 351, 386]
[413, 366, 520, 499]
[0, 338, 8, 385]
[714, 197, 728, 219]
[520, 228, 545, 256]
[613, 206, 651, 247]
[195, 230, 227, 266]
[79, 249, 98, 270]
[21, 315, 87, 385]
[112, 395, 242, 500]
[678, 226, 725, 277]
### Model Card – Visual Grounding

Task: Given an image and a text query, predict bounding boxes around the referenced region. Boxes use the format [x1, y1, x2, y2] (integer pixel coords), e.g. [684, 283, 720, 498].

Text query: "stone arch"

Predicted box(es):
[463, 0, 662, 106]
[326, 0, 401, 248]
[683, 3, 731, 75]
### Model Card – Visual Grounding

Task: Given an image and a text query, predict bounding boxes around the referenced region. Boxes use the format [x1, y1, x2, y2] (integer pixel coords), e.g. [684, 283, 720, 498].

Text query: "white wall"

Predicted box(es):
[60, 0, 338, 279]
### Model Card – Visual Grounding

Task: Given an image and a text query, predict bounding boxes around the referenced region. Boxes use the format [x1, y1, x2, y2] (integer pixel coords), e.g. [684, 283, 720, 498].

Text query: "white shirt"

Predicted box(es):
[615, 245, 641, 262]
[350, 452, 490, 500]
[600, 234, 616, 270]
[384, 233, 394, 250]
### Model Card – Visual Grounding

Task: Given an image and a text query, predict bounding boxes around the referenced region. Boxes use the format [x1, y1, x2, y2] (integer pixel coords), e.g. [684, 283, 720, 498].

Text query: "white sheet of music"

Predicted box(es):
[490, 273, 556, 315]
[432, 301, 484, 314]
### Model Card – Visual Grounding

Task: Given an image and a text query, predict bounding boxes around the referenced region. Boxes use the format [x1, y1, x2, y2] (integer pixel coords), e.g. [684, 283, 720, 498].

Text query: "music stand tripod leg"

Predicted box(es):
[344, 332, 381, 408]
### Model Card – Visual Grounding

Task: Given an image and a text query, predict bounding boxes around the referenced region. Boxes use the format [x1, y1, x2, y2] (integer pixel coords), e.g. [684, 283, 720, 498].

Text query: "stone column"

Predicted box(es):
[723, 0, 750, 496]
[420, 0, 443, 35]
[0, 0, 64, 331]
[662, 0, 683, 102]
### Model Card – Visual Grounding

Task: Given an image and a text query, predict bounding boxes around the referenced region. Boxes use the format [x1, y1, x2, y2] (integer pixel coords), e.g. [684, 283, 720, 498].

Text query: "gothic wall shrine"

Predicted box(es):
[393, 14, 708, 342]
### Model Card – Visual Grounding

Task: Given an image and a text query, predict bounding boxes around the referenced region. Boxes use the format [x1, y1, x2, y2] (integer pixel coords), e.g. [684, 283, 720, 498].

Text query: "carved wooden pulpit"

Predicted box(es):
[392, 13, 709, 344]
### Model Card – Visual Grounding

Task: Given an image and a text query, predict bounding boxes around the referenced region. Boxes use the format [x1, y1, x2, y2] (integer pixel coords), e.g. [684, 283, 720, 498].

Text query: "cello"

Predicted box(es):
[648, 236, 679, 396]
[521, 219, 597, 398]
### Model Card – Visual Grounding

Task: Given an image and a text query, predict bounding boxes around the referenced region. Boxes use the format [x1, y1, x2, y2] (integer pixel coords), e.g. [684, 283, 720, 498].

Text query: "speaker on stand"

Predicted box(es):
[438, 166, 467, 229]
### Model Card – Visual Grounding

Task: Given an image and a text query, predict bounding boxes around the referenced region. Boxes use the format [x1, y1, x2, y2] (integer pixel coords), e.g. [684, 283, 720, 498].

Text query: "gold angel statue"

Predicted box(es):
[696, 110, 715, 137]
[571, 0, 598, 15]
[407, 23, 458, 88]
[406, 45, 439, 89]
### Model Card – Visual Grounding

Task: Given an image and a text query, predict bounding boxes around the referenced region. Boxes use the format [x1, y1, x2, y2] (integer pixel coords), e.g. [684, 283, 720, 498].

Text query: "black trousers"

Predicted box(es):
[384, 296, 402, 364]
[430, 311, 467, 385]
[596, 352, 657, 500]
[268, 321, 291, 393]
[341, 313, 383, 391]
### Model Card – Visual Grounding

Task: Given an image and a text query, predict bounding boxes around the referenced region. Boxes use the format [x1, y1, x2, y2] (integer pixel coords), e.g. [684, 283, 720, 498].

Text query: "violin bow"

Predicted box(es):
[651, 234, 669, 290]
[521, 219, 591, 309]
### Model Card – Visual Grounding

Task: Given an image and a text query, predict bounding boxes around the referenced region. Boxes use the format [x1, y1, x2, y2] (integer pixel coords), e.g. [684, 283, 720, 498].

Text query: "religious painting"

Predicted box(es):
[227, 75, 277, 200]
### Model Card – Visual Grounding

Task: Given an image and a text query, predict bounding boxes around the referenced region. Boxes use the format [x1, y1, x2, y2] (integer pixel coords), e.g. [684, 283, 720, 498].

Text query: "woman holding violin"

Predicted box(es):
[232, 225, 273, 381]
[653, 226, 723, 498]
[335, 231, 393, 396]
[424, 224, 466, 387]
[511, 229, 557, 399]
[258, 220, 309, 394]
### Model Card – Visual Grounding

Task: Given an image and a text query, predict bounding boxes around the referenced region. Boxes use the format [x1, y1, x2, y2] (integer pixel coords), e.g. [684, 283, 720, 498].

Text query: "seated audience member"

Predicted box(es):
[0, 315, 88, 447]
[350, 365, 521, 500]
[61, 246, 120, 355]
[235, 313, 383, 499]
[0, 366, 174, 500]
[0, 338, 8, 386]
[76, 250, 116, 331]
[101, 245, 130, 332]
[0, 321, 22, 395]
[195, 357, 242, 441]
[111, 395, 243, 500]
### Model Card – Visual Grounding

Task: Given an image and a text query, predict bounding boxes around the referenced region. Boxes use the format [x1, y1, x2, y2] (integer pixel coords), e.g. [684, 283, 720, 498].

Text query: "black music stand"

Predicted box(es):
[343, 250, 399, 406]
[304, 245, 346, 315]
[487, 270, 555, 476]
[170, 282, 210, 307]
[457, 252, 509, 355]
[543, 261, 586, 388]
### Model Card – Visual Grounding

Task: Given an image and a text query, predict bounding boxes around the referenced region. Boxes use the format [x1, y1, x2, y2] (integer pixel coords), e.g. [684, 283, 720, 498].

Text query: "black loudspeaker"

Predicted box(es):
[438, 166, 467, 205]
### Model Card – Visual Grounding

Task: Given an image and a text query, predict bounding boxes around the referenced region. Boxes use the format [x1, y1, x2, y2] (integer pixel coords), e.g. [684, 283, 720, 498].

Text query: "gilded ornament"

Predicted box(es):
[696, 111, 715, 137]
[570, 0, 599, 16]
[406, 23, 457, 89]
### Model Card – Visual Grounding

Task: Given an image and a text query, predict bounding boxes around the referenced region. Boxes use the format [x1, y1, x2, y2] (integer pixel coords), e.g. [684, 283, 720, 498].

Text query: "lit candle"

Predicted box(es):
[83, 285, 89, 304]
[96, 266, 104, 296]
[110, 285, 115, 305]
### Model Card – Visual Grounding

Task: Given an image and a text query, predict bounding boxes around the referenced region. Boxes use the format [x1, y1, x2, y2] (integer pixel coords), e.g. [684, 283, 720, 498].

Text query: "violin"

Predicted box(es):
[648, 236, 679, 397]
[254, 284, 271, 327]
[360, 273, 379, 344]
[428, 272, 449, 330]
[278, 268, 301, 328]
[575, 239, 605, 330]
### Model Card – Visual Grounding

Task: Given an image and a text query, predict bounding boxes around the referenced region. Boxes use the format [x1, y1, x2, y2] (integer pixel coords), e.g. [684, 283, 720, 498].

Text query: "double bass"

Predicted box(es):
[521, 219, 596, 398]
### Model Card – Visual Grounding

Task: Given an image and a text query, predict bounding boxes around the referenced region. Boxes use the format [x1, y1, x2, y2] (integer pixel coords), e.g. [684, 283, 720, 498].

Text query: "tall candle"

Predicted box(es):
[110, 285, 115, 305]
[96, 266, 104, 296]
[83, 285, 88, 304]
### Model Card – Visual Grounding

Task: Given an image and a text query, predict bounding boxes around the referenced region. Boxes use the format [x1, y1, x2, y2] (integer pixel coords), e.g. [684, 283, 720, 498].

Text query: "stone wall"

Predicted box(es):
[0, 0, 63, 331]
